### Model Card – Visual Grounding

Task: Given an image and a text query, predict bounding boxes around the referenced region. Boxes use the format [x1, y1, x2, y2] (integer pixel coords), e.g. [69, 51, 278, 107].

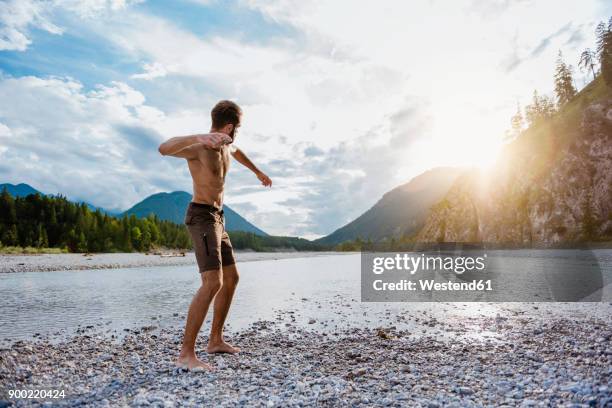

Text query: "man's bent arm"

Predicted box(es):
[158, 135, 202, 157]
[170, 143, 205, 160]
[158, 133, 231, 157]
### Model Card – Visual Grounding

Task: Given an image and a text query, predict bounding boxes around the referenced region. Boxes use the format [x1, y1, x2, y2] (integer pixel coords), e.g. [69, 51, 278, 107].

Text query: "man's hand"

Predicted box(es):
[256, 171, 272, 187]
[198, 133, 232, 149]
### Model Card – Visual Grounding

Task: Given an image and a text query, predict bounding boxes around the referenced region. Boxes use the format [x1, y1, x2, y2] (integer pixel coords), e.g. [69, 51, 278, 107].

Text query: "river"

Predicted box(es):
[1, 250, 611, 343]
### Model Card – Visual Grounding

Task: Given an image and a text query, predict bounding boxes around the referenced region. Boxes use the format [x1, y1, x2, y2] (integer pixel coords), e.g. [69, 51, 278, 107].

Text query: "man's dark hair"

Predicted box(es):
[211, 100, 242, 129]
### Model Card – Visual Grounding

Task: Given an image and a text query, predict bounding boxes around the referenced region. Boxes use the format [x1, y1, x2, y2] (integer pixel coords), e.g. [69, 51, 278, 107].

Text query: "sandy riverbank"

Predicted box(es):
[1, 310, 610, 407]
[0, 251, 343, 273]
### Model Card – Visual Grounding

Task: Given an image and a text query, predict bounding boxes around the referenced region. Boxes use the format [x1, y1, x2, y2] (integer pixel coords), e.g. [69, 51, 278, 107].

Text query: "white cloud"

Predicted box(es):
[131, 62, 168, 80]
[0, 0, 139, 51]
[0, 122, 11, 137]
[0, 0, 63, 51]
[84, 10, 415, 166]
[57, 0, 141, 17]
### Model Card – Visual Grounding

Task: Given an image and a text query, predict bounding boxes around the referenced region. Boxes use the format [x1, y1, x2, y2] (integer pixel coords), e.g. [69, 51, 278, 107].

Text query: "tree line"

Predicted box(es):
[508, 17, 612, 138]
[0, 189, 192, 252]
[228, 231, 327, 251]
[0, 189, 330, 253]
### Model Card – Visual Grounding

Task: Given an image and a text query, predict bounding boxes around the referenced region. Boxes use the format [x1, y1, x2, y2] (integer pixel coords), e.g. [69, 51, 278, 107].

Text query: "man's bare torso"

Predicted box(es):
[187, 145, 231, 208]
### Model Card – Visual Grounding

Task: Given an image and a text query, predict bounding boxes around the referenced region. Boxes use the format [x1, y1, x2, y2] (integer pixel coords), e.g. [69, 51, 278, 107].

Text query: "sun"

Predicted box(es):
[426, 118, 506, 171]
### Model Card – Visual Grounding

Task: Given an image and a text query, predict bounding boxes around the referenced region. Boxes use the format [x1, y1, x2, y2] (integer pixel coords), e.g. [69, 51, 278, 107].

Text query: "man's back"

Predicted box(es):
[187, 145, 231, 209]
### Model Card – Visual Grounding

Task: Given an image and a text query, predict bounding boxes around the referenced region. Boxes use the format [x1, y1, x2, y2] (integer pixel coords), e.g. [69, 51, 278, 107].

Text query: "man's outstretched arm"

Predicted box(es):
[231, 147, 272, 187]
[158, 133, 232, 158]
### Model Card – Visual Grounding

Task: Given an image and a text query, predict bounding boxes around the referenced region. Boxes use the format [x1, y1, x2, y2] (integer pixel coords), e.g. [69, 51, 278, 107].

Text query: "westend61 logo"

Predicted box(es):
[360, 250, 605, 302]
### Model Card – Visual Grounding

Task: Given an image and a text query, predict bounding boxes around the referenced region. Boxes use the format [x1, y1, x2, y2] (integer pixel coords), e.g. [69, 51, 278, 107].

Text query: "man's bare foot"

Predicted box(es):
[175, 354, 214, 371]
[206, 340, 240, 354]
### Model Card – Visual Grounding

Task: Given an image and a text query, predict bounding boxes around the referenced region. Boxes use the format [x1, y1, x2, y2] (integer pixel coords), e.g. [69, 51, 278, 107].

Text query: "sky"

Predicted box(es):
[0, 0, 610, 239]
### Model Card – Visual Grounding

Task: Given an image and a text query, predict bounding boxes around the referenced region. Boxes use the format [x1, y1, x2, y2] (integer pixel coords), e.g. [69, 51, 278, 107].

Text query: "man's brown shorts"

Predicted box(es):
[184, 202, 236, 273]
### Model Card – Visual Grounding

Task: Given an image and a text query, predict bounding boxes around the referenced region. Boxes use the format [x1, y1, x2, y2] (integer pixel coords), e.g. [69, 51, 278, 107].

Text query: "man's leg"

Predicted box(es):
[177, 269, 222, 369]
[207, 263, 240, 354]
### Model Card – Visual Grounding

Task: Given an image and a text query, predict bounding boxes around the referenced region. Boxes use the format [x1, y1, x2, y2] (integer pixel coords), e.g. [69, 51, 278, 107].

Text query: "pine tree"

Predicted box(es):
[36, 224, 45, 248]
[510, 102, 524, 138]
[77, 231, 88, 253]
[525, 90, 541, 125]
[131, 226, 142, 251]
[554, 51, 577, 107]
[121, 217, 133, 251]
[540, 95, 556, 118]
[596, 17, 612, 86]
[42, 227, 49, 248]
[66, 228, 77, 252]
[0, 187, 17, 224]
[140, 222, 152, 251]
[2, 224, 18, 246]
[579, 48, 597, 80]
[596, 21, 606, 55]
[525, 90, 556, 126]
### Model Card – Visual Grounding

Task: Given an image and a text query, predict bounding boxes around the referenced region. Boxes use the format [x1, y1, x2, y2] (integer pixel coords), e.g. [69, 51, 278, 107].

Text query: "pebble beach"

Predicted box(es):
[1, 252, 611, 406]
[1, 306, 611, 407]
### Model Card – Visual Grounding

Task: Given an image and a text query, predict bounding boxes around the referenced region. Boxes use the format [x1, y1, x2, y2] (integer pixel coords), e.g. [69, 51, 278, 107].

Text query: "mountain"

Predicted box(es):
[0, 183, 117, 215]
[316, 167, 461, 244]
[417, 77, 612, 246]
[122, 191, 268, 236]
[0, 183, 41, 197]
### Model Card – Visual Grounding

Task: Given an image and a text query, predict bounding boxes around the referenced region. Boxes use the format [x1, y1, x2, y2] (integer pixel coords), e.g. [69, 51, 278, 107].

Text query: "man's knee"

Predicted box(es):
[201, 269, 223, 293]
[222, 264, 239, 287]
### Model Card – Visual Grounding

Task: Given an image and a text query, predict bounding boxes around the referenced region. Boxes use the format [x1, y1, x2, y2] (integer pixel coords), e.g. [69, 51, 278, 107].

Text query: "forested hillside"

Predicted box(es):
[0, 190, 191, 252]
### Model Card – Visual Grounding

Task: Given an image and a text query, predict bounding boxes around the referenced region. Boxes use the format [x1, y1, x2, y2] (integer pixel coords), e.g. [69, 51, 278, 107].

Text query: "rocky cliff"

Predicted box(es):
[418, 80, 612, 246]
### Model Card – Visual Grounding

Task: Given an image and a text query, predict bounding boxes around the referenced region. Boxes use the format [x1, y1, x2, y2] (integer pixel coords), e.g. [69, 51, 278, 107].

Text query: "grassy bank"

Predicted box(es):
[0, 245, 69, 255]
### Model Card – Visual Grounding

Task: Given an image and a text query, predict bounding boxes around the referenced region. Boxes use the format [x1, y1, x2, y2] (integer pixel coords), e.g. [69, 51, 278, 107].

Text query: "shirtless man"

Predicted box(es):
[158, 100, 272, 370]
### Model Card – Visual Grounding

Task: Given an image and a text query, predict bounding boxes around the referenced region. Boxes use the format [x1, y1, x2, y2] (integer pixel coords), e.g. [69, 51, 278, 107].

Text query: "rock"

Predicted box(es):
[458, 386, 473, 395]
[98, 353, 113, 362]
[525, 351, 543, 363]
[351, 368, 367, 378]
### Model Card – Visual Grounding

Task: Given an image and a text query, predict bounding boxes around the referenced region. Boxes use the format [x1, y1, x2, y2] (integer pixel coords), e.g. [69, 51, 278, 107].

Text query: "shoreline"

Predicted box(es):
[0, 251, 345, 274]
[1, 312, 610, 406]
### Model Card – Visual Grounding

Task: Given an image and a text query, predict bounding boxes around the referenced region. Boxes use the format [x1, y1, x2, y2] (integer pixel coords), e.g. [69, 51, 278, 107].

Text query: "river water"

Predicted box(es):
[1, 251, 611, 343]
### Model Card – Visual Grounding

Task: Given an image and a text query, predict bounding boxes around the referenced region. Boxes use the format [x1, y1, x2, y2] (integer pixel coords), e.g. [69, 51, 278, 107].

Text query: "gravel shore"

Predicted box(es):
[0, 252, 342, 273]
[1, 311, 610, 407]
